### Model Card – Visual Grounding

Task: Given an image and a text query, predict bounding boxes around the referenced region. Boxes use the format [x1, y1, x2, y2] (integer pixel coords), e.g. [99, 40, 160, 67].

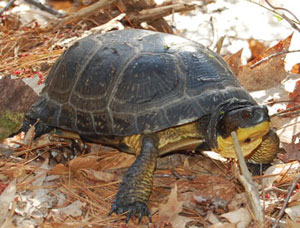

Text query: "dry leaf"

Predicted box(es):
[51, 200, 86, 220]
[225, 49, 243, 77]
[276, 116, 300, 144]
[285, 204, 300, 223]
[237, 34, 292, 91]
[0, 179, 16, 225]
[30, 134, 51, 148]
[227, 193, 247, 211]
[23, 124, 35, 145]
[221, 208, 251, 228]
[99, 152, 135, 171]
[0, 76, 38, 113]
[51, 163, 69, 175]
[69, 156, 100, 171]
[290, 190, 300, 203]
[280, 142, 300, 163]
[207, 211, 221, 224]
[0, 218, 16, 228]
[263, 162, 300, 187]
[286, 217, 300, 228]
[79, 169, 115, 182]
[248, 38, 266, 60]
[291, 63, 300, 74]
[209, 223, 237, 228]
[158, 184, 192, 228]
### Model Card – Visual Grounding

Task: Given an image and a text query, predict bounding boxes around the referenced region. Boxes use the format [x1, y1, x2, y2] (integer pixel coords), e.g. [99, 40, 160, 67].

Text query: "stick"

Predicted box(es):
[231, 131, 264, 224]
[24, 0, 64, 17]
[272, 173, 300, 228]
[126, 3, 195, 24]
[265, 0, 300, 33]
[0, 0, 16, 16]
[250, 50, 300, 69]
[48, 0, 117, 31]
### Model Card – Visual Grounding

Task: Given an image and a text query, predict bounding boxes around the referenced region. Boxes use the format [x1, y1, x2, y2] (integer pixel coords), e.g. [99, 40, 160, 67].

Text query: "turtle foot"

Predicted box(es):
[108, 200, 152, 223]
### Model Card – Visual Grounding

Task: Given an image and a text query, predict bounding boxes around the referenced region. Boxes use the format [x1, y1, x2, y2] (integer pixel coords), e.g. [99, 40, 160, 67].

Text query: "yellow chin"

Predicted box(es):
[214, 121, 270, 159]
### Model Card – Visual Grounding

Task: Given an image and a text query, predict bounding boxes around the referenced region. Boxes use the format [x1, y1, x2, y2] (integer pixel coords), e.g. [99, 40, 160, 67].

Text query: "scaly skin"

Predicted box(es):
[109, 134, 159, 223]
[247, 128, 279, 164]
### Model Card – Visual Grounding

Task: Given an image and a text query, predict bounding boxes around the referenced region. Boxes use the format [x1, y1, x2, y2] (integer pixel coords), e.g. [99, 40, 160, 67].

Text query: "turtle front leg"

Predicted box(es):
[109, 134, 158, 223]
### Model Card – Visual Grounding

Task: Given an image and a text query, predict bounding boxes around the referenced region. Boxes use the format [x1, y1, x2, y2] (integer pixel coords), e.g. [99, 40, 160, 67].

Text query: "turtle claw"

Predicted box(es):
[108, 200, 152, 223]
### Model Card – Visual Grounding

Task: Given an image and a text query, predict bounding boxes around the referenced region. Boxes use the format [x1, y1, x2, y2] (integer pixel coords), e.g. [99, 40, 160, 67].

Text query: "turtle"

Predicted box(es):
[16, 29, 279, 223]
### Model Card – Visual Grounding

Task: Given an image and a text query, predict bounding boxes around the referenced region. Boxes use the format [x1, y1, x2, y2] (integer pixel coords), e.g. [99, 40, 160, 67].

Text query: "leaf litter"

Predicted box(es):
[1, 0, 300, 227]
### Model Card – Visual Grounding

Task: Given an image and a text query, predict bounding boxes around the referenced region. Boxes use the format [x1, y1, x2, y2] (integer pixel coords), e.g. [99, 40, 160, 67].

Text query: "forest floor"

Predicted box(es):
[1, 0, 300, 227]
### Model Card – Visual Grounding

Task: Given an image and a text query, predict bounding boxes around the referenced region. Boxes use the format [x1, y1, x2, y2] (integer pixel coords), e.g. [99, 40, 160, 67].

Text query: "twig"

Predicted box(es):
[272, 173, 300, 228]
[0, 0, 16, 16]
[246, 0, 300, 33]
[265, 0, 300, 33]
[215, 35, 226, 54]
[277, 110, 300, 118]
[47, 0, 117, 31]
[89, 13, 125, 33]
[265, 0, 300, 23]
[231, 131, 264, 224]
[126, 3, 195, 24]
[250, 50, 300, 69]
[270, 104, 300, 118]
[264, 186, 288, 194]
[265, 99, 293, 106]
[24, 0, 64, 17]
[14, 141, 69, 157]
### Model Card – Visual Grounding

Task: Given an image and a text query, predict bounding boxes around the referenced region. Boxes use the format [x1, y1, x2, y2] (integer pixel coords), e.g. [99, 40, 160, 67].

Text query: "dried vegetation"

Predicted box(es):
[1, 0, 300, 227]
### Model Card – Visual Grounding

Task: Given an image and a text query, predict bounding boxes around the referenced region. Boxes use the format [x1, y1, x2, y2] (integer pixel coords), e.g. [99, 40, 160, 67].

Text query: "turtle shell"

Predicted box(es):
[32, 29, 256, 136]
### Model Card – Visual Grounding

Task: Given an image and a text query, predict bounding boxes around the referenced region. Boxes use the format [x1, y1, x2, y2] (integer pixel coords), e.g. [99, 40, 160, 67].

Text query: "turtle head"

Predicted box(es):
[214, 105, 274, 162]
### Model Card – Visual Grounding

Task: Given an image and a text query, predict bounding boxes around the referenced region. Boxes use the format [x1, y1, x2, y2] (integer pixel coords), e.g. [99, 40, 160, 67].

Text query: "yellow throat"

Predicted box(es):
[215, 121, 270, 159]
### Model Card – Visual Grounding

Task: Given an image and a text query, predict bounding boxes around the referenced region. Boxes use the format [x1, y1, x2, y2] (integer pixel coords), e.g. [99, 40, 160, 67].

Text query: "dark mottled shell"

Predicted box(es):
[33, 29, 255, 136]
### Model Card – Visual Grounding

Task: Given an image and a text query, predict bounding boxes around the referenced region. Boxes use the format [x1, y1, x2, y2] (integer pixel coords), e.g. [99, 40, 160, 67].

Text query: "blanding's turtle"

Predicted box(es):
[16, 29, 279, 222]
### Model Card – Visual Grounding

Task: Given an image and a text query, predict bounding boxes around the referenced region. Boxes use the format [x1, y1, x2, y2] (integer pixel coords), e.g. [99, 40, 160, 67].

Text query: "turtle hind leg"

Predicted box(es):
[108, 134, 159, 223]
[9, 115, 53, 138]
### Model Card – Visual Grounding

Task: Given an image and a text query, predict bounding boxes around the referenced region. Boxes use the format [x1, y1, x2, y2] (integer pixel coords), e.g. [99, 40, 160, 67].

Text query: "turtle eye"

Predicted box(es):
[244, 138, 251, 143]
[241, 110, 252, 119]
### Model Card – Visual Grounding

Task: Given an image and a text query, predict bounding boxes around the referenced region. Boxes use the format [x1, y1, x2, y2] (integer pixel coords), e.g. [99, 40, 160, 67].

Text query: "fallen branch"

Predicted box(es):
[126, 3, 195, 24]
[47, 0, 117, 31]
[231, 131, 264, 224]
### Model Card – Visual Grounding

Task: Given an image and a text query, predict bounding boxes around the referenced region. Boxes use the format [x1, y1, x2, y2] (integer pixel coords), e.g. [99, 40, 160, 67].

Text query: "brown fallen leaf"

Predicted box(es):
[291, 63, 300, 74]
[285, 204, 300, 224]
[286, 217, 300, 228]
[69, 155, 101, 171]
[221, 208, 251, 228]
[79, 168, 115, 182]
[236, 34, 293, 91]
[51, 163, 69, 175]
[208, 223, 237, 228]
[0, 76, 38, 113]
[263, 162, 300, 187]
[248, 38, 266, 61]
[224, 49, 243, 77]
[0, 179, 16, 225]
[98, 152, 135, 171]
[280, 142, 300, 163]
[158, 184, 192, 228]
